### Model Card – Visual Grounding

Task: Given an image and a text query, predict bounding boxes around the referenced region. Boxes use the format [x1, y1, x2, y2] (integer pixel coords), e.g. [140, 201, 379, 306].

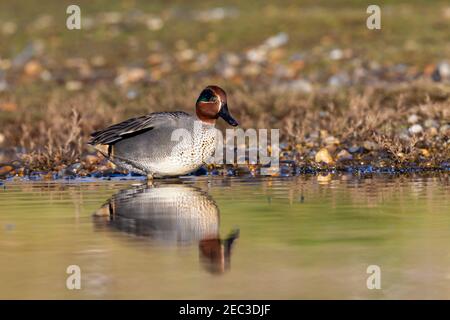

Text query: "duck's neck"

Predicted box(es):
[196, 102, 219, 126]
[197, 117, 216, 126]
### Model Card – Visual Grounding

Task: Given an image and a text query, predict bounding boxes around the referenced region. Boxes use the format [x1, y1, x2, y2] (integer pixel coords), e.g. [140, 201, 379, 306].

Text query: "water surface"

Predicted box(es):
[0, 174, 449, 299]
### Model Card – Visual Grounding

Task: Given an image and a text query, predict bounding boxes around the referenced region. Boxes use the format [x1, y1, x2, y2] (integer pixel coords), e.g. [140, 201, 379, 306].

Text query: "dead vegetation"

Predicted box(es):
[0, 79, 448, 177]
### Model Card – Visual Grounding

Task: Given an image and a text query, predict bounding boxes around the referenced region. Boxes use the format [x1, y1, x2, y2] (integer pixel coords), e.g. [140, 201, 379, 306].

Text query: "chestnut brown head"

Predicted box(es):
[195, 85, 238, 126]
[199, 229, 239, 275]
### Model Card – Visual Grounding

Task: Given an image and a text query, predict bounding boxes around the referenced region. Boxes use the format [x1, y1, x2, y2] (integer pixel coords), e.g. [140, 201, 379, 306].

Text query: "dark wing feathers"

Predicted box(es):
[88, 111, 190, 145]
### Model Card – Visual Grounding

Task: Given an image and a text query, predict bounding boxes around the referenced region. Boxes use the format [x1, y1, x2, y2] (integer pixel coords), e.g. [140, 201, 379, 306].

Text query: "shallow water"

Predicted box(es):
[0, 173, 449, 299]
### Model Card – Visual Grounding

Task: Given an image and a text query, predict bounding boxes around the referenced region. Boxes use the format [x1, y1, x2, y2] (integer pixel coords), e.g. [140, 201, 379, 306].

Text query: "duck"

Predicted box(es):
[93, 183, 239, 274]
[88, 85, 238, 178]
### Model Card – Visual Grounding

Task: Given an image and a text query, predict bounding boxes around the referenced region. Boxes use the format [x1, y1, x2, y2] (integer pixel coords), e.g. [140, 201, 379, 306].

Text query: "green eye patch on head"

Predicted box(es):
[197, 89, 216, 102]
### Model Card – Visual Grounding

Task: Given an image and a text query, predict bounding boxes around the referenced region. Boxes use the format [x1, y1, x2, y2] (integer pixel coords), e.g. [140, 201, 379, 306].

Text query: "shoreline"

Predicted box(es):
[0, 157, 448, 182]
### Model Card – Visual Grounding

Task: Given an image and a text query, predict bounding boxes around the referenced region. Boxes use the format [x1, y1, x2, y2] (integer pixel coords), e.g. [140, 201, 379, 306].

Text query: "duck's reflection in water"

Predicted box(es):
[93, 183, 239, 274]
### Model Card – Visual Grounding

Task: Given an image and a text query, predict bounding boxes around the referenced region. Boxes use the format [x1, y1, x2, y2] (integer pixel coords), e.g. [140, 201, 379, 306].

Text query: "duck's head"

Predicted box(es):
[199, 229, 239, 275]
[196, 85, 238, 126]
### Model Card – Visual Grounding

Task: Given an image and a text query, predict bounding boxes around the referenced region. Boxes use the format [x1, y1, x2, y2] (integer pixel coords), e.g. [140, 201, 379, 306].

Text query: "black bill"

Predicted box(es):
[218, 104, 239, 126]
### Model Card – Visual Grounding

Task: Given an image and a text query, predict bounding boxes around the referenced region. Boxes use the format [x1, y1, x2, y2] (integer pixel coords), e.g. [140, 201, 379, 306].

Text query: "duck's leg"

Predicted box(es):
[146, 173, 154, 186]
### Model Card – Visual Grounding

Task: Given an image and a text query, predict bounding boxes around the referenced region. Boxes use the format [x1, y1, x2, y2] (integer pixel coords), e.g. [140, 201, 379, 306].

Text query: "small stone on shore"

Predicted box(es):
[336, 149, 353, 161]
[409, 124, 423, 134]
[407, 114, 419, 124]
[315, 148, 333, 164]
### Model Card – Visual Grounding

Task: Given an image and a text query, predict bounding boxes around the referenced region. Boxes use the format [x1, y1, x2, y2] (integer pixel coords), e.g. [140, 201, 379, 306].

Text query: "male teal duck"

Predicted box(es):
[93, 184, 239, 274]
[88, 85, 238, 178]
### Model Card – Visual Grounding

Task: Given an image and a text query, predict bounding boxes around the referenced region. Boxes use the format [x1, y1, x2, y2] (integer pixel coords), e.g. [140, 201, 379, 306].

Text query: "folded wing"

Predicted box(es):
[88, 111, 190, 145]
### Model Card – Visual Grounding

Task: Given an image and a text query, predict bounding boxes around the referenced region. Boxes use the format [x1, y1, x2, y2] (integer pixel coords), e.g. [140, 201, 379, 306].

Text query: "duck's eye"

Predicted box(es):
[198, 89, 216, 102]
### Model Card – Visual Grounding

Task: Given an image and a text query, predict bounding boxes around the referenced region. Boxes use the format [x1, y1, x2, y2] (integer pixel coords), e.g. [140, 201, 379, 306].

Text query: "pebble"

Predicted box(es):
[273, 79, 312, 93]
[408, 124, 423, 134]
[84, 155, 100, 166]
[424, 119, 439, 128]
[0, 79, 8, 92]
[363, 141, 379, 151]
[348, 146, 363, 154]
[40, 70, 52, 81]
[242, 63, 262, 76]
[315, 148, 333, 164]
[264, 32, 289, 49]
[336, 149, 353, 161]
[194, 7, 239, 22]
[428, 127, 438, 136]
[115, 68, 147, 86]
[126, 89, 139, 100]
[440, 124, 450, 134]
[432, 61, 450, 81]
[324, 136, 339, 145]
[246, 48, 266, 63]
[420, 149, 430, 157]
[329, 49, 343, 60]
[0, 164, 14, 176]
[1, 21, 17, 35]
[176, 49, 195, 62]
[399, 132, 411, 141]
[145, 17, 163, 31]
[91, 55, 106, 67]
[65, 80, 83, 91]
[65, 162, 82, 175]
[100, 12, 122, 25]
[328, 72, 350, 87]
[0, 102, 17, 112]
[41, 172, 53, 181]
[407, 114, 419, 124]
[24, 60, 43, 76]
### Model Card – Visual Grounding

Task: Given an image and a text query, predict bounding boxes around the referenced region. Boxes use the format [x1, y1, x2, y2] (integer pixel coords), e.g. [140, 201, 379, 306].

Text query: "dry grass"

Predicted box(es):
[0, 79, 448, 175]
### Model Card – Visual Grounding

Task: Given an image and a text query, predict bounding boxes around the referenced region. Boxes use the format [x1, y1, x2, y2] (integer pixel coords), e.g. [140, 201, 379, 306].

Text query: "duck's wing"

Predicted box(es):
[88, 111, 191, 145]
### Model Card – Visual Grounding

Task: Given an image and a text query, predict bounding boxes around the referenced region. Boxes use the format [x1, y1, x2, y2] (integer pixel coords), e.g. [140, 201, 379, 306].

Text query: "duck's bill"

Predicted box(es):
[218, 104, 239, 126]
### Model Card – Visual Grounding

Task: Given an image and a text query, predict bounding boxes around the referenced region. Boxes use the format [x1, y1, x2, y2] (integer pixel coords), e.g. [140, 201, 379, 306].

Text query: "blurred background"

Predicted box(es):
[0, 0, 448, 174]
[0, 1, 450, 300]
